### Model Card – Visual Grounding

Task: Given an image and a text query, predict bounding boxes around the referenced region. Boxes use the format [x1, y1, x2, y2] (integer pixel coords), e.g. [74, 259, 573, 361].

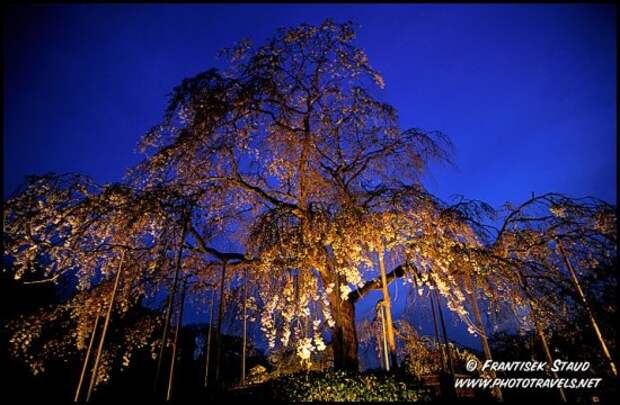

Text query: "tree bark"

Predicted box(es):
[324, 283, 358, 370]
[319, 258, 407, 371]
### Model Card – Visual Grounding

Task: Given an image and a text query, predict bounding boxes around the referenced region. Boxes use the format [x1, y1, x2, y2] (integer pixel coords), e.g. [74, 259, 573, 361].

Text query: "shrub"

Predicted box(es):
[267, 369, 432, 402]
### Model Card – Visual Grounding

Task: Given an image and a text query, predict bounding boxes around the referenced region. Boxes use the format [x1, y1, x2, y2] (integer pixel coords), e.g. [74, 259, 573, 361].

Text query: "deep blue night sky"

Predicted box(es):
[3, 4, 616, 360]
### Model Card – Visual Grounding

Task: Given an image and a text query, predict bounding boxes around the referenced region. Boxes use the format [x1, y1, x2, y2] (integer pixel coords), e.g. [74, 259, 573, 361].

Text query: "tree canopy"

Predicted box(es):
[3, 19, 616, 402]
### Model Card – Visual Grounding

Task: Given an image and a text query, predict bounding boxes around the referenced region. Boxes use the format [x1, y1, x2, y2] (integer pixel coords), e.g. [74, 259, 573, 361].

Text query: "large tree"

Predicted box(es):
[128, 19, 450, 370]
[3, 21, 616, 401]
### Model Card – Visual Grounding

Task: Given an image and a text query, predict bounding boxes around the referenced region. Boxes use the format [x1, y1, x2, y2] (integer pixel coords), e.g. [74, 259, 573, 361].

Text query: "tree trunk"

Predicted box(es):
[319, 252, 407, 371]
[325, 285, 358, 370]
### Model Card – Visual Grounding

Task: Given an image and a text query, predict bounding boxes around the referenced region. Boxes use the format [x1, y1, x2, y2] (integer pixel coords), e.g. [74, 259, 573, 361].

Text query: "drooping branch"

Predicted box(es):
[188, 225, 250, 263]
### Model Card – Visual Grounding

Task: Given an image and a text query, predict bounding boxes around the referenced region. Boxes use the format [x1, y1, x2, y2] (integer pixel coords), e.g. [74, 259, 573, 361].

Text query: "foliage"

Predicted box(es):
[267, 369, 432, 402]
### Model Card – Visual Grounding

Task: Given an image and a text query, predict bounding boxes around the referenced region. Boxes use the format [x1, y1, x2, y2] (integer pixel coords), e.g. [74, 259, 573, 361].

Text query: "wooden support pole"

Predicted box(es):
[74, 305, 102, 402]
[429, 290, 446, 372]
[464, 273, 503, 402]
[166, 278, 188, 401]
[214, 260, 227, 383]
[204, 288, 215, 388]
[379, 303, 390, 371]
[376, 238, 398, 368]
[556, 240, 617, 377]
[534, 318, 568, 402]
[432, 287, 458, 401]
[517, 268, 567, 402]
[154, 219, 188, 393]
[433, 288, 455, 378]
[86, 250, 126, 402]
[241, 268, 248, 385]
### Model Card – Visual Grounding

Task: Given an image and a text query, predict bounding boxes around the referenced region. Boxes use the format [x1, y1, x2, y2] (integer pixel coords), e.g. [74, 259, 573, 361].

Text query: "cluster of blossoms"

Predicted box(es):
[296, 337, 314, 361]
[260, 294, 280, 349]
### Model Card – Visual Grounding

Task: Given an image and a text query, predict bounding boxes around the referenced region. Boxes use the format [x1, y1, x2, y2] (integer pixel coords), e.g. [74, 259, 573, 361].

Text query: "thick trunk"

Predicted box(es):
[320, 255, 406, 371]
[325, 285, 358, 370]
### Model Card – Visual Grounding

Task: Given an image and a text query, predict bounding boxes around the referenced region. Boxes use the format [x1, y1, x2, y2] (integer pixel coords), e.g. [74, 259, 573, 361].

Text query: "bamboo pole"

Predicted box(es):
[429, 290, 446, 372]
[376, 238, 398, 367]
[464, 273, 503, 402]
[241, 268, 248, 385]
[167, 278, 188, 401]
[534, 317, 568, 402]
[86, 249, 126, 402]
[379, 303, 390, 371]
[516, 268, 567, 402]
[333, 259, 344, 363]
[74, 305, 102, 402]
[432, 287, 458, 400]
[432, 288, 455, 377]
[154, 219, 188, 392]
[204, 288, 215, 387]
[556, 240, 617, 377]
[375, 314, 384, 368]
[214, 260, 227, 383]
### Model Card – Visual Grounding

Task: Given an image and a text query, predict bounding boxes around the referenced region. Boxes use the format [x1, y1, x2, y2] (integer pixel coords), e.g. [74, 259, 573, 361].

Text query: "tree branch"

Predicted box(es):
[349, 264, 406, 304]
[189, 225, 250, 263]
